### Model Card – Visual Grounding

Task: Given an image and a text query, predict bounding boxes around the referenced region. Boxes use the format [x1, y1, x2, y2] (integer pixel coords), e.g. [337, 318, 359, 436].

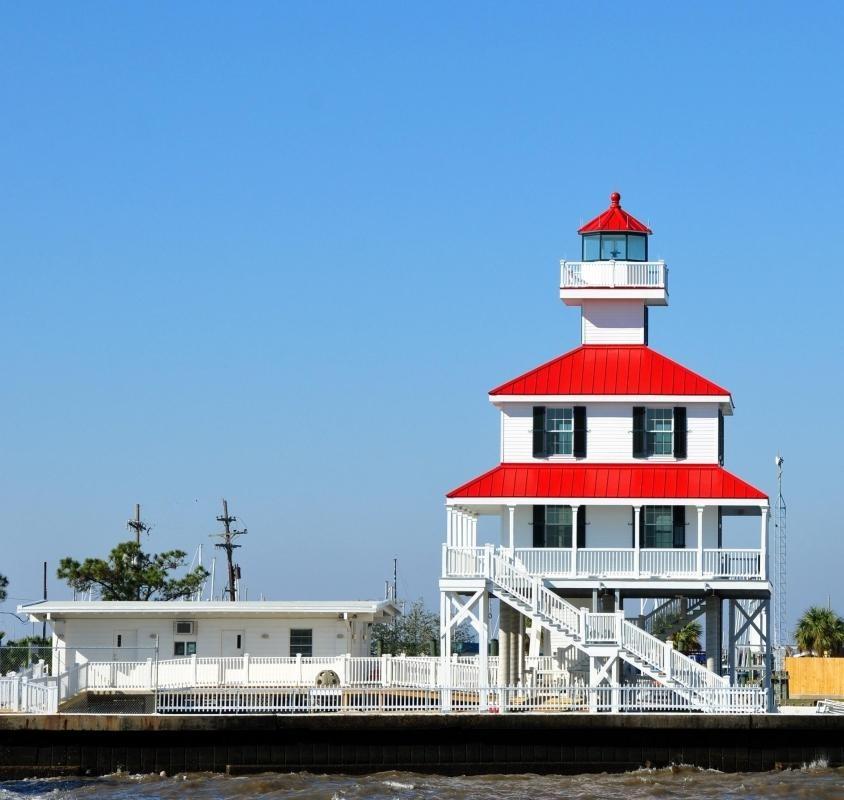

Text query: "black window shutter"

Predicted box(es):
[632, 407, 646, 458]
[643, 306, 649, 346]
[532, 505, 545, 548]
[573, 406, 587, 458]
[718, 409, 725, 465]
[673, 406, 687, 459]
[673, 505, 686, 548]
[576, 507, 586, 548]
[639, 506, 646, 547]
[717, 506, 723, 548]
[631, 507, 635, 547]
[532, 406, 546, 458]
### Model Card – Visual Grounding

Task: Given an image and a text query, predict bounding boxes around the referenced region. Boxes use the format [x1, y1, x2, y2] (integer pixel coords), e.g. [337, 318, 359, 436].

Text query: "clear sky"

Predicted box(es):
[1, 3, 842, 639]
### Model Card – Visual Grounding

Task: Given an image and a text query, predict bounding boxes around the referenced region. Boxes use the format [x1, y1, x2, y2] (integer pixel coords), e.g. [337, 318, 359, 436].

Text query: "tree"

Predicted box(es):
[671, 621, 702, 654]
[57, 540, 209, 601]
[371, 598, 474, 656]
[794, 606, 844, 657]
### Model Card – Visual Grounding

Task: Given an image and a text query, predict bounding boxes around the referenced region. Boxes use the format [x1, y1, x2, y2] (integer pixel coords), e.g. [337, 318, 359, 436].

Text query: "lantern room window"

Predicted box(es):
[581, 233, 648, 262]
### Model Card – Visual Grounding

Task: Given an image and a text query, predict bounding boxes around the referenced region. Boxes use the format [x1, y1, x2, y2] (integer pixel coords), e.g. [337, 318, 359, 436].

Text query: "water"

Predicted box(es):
[1, 766, 843, 800]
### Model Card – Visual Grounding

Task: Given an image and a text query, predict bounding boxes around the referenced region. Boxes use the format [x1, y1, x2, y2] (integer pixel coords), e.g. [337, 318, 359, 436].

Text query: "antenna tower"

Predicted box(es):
[773, 454, 787, 646]
[126, 503, 150, 544]
[211, 499, 246, 601]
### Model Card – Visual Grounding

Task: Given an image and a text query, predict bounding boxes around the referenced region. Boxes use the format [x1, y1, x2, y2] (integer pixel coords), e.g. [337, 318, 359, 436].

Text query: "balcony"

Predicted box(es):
[443, 545, 764, 582]
[560, 260, 668, 305]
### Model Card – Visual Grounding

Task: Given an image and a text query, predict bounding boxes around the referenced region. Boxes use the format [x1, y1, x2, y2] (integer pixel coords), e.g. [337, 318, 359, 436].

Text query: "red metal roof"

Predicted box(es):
[578, 191, 652, 234]
[490, 345, 730, 397]
[448, 463, 767, 500]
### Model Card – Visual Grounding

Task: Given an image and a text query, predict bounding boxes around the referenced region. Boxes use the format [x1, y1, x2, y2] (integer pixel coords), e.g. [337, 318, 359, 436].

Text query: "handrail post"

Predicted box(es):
[664, 639, 674, 680]
[191, 653, 198, 687]
[579, 607, 587, 642]
[243, 653, 251, 686]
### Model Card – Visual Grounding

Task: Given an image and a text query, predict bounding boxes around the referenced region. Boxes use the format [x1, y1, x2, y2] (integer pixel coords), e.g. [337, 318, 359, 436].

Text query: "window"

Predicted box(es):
[173, 641, 197, 656]
[627, 234, 647, 260]
[582, 234, 600, 260]
[643, 506, 673, 548]
[545, 506, 573, 548]
[290, 629, 313, 658]
[581, 233, 648, 262]
[174, 620, 195, 635]
[546, 408, 573, 456]
[646, 408, 673, 455]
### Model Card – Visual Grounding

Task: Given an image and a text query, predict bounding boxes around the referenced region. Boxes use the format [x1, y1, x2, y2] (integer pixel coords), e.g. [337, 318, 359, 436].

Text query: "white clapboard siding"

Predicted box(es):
[501, 403, 720, 464]
[581, 300, 646, 344]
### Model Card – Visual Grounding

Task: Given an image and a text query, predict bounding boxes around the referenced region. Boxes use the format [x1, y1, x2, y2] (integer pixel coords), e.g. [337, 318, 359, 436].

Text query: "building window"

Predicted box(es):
[581, 233, 648, 262]
[546, 408, 574, 456]
[173, 641, 197, 656]
[545, 506, 573, 548]
[290, 629, 313, 658]
[646, 408, 673, 455]
[643, 506, 673, 548]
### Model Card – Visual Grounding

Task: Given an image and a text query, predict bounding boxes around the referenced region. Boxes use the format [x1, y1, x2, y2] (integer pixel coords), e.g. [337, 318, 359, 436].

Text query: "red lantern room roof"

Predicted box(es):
[578, 191, 652, 235]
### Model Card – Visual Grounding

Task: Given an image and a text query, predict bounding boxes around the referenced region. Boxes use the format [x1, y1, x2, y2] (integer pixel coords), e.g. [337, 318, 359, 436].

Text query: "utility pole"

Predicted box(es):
[41, 561, 47, 641]
[211, 499, 246, 602]
[127, 503, 150, 545]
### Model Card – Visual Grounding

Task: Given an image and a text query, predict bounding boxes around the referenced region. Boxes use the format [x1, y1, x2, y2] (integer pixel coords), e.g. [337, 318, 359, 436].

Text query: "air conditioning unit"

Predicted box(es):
[174, 620, 196, 636]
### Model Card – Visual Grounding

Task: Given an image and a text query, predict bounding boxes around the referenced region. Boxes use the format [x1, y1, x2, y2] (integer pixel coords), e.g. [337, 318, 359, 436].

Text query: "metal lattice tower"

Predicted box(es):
[773, 454, 787, 646]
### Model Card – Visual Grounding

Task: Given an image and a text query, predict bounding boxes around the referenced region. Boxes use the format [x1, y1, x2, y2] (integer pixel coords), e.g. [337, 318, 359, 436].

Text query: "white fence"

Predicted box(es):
[560, 260, 667, 289]
[155, 684, 766, 715]
[447, 546, 764, 581]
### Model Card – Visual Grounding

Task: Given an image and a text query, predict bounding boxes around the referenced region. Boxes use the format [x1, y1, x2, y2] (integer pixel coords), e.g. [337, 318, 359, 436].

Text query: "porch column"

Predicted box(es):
[469, 512, 478, 549]
[446, 507, 454, 547]
[760, 505, 769, 580]
[570, 505, 579, 577]
[727, 599, 736, 685]
[697, 506, 705, 577]
[498, 603, 512, 686]
[633, 506, 641, 577]
[507, 505, 515, 551]
[458, 510, 466, 548]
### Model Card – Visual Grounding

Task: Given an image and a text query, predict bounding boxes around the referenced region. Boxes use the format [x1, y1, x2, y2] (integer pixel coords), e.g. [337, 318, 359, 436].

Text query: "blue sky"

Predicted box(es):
[1, 4, 842, 638]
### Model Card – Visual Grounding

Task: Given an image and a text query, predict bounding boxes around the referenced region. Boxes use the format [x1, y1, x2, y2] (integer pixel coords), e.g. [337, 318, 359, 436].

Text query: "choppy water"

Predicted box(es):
[2, 766, 843, 800]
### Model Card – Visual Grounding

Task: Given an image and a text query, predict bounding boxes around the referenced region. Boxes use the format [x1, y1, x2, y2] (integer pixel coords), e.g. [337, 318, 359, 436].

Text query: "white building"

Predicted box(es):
[22, 599, 399, 669]
[439, 191, 772, 711]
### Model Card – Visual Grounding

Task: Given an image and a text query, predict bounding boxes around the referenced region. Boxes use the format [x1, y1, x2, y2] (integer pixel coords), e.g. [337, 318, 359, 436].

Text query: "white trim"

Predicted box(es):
[446, 497, 768, 508]
[490, 394, 733, 410]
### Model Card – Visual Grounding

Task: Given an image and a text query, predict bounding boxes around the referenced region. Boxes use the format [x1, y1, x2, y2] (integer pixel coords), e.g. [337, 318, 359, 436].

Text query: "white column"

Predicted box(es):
[571, 505, 579, 577]
[458, 510, 466, 548]
[633, 506, 641, 576]
[478, 590, 489, 710]
[760, 505, 769, 580]
[507, 505, 515, 551]
[446, 507, 454, 547]
[697, 505, 705, 577]
[470, 513, 478, 549]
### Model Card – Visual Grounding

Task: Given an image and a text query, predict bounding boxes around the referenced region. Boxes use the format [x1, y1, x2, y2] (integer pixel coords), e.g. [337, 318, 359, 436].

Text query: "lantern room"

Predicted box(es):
[578, 191, 651, 261]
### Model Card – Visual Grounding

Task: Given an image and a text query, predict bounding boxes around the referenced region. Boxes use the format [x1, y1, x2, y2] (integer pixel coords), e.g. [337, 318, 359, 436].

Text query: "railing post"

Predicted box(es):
[48, 683, 58, 714]
[381, 654, 390, 687]
[615, 611, 625, 645]
[579, 607, 587, 642]
[485, 543, 495, 579]
[191, 653, 198, 687]
[532, 578, 542, 615]
[343, 653, 351, 686]
[296, 653, 303, 685]
[243, 653, 251, 686]
[697, 506, 705, 577]
[664, 640, 674, 680]
[146, 658, 154, 691]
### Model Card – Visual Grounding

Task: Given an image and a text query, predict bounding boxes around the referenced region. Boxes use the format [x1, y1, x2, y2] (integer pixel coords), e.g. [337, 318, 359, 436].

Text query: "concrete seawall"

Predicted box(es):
[0, 714, 841, 777]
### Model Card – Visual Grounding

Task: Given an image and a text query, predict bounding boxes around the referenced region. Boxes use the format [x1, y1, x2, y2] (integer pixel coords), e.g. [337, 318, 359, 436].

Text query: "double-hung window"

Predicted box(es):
[290, 629, 313, 658]
[646, 409, 673, 455]
[643, 506, 673, 548]
[545, 506, 573, 547]
[546, 408, 574, 456]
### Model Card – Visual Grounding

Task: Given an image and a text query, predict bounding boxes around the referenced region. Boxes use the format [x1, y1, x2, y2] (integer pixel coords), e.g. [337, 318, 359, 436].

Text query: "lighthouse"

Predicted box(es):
[439, 191, 772, 712]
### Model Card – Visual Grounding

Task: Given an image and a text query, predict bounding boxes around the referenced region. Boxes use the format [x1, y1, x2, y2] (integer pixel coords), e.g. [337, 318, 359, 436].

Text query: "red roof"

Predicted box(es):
[578, 191, 652, 234]
[490, 345, 730, 397]
[448, 463, 767, 501]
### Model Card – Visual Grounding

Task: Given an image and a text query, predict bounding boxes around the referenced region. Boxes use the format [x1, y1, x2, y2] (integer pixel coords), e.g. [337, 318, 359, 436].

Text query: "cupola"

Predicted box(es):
[578, 191, 651, 262]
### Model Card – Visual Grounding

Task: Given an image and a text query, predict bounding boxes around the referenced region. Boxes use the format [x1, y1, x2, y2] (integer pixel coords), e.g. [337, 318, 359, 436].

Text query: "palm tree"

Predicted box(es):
[794, 606, 844, 656]
[671, 621, 702, 654]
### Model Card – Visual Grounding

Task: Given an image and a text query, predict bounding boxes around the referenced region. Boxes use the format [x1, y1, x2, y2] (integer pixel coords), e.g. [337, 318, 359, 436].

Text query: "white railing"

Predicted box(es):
[86, 660, 155, 690]
[444, 546, 763, 581]
[702, 549, 762, 579]
[514, 548, 571, 576]
[641, 596, 705, 635]
[584, 613, 617, 643]
[443, 546, 486, 577]
[640, 548, 698, 577]
[155, 684, 766, 715]
[669, 647, 727, 691]
[560, 260, 667, 289]
[576, 548, 636, 577]
[621, 619, 668, 676]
